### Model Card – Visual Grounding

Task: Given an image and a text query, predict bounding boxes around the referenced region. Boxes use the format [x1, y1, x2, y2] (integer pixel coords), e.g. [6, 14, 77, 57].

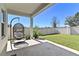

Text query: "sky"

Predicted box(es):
[8, 3, 79, 27]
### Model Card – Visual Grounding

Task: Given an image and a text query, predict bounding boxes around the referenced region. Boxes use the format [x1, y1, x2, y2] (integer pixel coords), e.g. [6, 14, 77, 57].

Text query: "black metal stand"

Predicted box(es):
[10, 17, 20, 56]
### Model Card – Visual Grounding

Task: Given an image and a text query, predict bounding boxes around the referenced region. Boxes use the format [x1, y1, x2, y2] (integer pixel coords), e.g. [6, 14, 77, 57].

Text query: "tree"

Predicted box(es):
[74, 12, 79, 25]
[65, 16, 76, 27]
[51, 17, 58, 28]
[65, 12, 79, 27]
[75, 12, 79, 18]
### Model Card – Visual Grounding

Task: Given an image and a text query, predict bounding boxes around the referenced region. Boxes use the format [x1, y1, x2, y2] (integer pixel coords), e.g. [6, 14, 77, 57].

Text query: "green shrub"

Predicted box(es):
[33, 26, 45, 39]
[33, 26, 40, 39]
[33, 30, 39, 39]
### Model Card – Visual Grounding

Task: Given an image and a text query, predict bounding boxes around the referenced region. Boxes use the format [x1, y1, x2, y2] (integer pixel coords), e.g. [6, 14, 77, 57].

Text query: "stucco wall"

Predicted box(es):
[0, 4, 8, 55]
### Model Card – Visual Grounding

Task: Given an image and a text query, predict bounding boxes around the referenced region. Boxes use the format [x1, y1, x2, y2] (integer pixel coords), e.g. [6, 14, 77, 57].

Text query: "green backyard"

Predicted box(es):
[40, 34, 79, 51]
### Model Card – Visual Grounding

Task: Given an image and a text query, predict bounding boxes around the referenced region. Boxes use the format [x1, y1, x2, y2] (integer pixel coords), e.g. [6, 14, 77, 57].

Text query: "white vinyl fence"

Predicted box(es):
[8, 26, 79, 39]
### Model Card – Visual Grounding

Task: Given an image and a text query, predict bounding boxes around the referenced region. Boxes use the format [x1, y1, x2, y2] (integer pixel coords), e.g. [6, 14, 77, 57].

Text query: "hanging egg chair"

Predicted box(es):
[13, 23, 24, 40]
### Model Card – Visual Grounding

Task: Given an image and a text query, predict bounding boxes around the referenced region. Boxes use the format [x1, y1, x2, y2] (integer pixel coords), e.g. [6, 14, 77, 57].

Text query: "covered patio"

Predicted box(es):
[2, 39, 78, 56]
[4, 3, 53, 39]
[0, 3, 78, 56]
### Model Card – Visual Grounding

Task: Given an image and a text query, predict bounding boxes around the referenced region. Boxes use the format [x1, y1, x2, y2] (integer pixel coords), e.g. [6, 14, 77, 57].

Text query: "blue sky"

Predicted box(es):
[8, 3, 79, 27]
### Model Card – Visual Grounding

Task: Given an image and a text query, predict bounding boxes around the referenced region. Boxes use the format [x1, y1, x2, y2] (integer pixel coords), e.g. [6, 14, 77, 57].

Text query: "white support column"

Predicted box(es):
[30, 17, 33, 39]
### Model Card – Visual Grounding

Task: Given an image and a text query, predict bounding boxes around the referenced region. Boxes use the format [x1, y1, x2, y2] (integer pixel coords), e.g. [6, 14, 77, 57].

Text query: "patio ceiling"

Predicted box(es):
[4, 3, 54, 17]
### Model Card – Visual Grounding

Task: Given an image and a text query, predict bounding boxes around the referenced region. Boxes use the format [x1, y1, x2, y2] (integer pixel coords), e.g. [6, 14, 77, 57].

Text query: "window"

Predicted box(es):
[1, 23, 4, 36]
[1, 9, 6, 37]
[1, 9, 6, 22]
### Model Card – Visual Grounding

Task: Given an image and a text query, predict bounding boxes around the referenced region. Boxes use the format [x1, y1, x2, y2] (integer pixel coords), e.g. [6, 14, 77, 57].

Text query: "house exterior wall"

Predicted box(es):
[7, 26, 14, 39]
[0, 4, 8, 55]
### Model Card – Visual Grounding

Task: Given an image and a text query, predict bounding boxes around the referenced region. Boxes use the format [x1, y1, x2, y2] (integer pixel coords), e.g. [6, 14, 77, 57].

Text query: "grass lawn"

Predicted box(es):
[40, 34, 79, 51]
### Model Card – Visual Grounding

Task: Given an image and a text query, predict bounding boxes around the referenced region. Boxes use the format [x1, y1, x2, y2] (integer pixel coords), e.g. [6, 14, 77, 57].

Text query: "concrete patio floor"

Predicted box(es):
[4, 39, 79, 56]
